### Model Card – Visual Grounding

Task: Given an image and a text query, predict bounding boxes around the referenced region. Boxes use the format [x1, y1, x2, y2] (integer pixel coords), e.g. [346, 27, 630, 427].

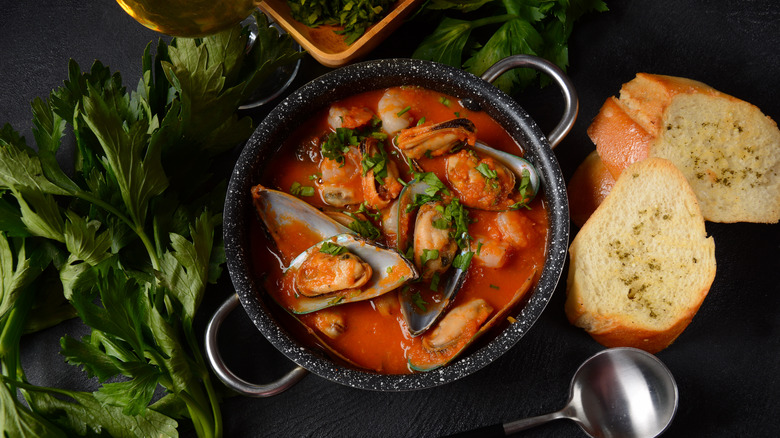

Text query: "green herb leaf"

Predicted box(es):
[322, 127, 358, 164]
[419, 249, 440, 266]
[320, 241, 349, 256]
[411, 291, 428, 311]
[347, 218, 382, 240]
[475, 162, 498, 179]
[452, 250, 474, 270]
[290, 181, 315, 197]
[414, 0, 608, 93]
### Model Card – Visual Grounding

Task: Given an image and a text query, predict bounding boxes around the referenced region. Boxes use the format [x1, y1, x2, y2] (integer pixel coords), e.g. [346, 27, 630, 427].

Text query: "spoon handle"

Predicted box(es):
[443, 411, 566, 437]
[503, 411, 567, 435]
[441, 423, 506, 438]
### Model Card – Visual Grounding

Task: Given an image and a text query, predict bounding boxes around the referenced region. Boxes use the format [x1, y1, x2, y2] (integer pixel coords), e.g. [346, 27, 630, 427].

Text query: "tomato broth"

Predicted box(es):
[250, 86, 548, 374]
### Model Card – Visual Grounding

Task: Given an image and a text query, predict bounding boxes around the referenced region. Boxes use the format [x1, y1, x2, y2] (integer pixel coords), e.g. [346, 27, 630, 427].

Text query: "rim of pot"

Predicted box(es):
[223, 58, 570, 391]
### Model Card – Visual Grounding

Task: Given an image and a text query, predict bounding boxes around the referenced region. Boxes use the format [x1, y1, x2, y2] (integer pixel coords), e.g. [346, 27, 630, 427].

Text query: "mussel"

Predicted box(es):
[392, 178, 470, 336]
[407, 269, 537, 371]
[395, 118, 477, 159]
[471, 140, 540, 203]
[251, 185, 418, 314]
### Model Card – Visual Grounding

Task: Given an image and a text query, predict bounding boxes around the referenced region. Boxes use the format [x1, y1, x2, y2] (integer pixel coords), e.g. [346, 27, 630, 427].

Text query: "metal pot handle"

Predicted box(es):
[204, 294, 309, 397]
[480, 55, 579, 149]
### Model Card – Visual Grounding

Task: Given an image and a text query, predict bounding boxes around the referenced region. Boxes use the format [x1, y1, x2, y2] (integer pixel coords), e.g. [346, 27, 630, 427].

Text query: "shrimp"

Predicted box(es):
[318, 146, 364, 207]
[471, 235, 511, 269]
[361, 138, 403, 210]
[378, 88, 414, 135]
[312, 309, 346, 339]
[328, 105, 375, 130]
[495, 209, 535, 249]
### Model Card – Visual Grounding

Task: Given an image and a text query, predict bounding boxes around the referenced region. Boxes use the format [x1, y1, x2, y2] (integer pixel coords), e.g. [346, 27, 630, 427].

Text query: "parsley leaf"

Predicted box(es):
[320, 241, 349, 255]
[290, 182, 315, 197]
[288, 0, 395, 45]
[0, 12, 301, 438]
[413, 0, 608, 93]
[322, 127, 358, 164]
[411, 290, 428, 311]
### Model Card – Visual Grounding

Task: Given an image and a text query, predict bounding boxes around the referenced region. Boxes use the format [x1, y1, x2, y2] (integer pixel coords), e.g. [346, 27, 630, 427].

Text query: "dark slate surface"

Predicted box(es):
[2, 1, 779, 437]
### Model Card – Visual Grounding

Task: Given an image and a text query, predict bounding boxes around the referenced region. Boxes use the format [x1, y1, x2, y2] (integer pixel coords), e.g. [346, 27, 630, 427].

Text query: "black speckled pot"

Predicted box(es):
[223, 58, 570, 391]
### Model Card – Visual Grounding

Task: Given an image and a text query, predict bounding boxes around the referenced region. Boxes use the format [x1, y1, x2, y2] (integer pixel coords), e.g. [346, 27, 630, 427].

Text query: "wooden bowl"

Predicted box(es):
[259, 0, 423, 67]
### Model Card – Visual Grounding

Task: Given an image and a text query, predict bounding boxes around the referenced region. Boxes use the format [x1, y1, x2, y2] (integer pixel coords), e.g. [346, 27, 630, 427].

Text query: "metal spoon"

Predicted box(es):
[445, 348, 679, 438]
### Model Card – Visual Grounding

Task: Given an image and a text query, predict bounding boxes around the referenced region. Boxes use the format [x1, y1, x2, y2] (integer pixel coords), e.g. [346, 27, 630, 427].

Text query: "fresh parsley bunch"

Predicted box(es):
[0, 12, 302, 438]
[413, 0, 608, 94]
[288, 0, 394, 44]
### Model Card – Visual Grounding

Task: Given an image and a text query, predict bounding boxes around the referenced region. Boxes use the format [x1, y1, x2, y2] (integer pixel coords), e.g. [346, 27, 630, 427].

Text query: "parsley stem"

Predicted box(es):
[73, 190, 161, 270]
[467, 13, 517, 29]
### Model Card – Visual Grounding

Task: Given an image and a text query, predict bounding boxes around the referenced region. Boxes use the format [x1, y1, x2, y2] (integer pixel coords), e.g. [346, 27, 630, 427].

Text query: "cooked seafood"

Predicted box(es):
[395, 118, 477, 159]
[407, 270, 537, 371]
[318, 145, 364, 207]
[295, 246, 373, 297]
[284, 234, 418, 313]
[328, 105, 374, 130]
[361, 138, 403, 210]
[378, 88, 414, 135]
[312, 309, 346, 339]
[250, 86, 548, 374]
[422, 299, 492, 353]
[413, 201, 458, 282]
[446, 149, 517, 211]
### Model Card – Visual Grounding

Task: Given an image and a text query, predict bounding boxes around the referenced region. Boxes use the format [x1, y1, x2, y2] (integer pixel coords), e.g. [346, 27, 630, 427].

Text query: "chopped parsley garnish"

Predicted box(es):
[347, 217, 382, 240]
[416, 117, 426, 126]
[290, 181, 315, 197]
[452, 250, 474, 271]
[429, 272, 441, 291]
[396, 105, 411, 117]
[386, 266, 393, 274]
[354, 202, 382, 220]
[361, 142, 389, 184]
[489, 284, 500, 290]
[420, 248, 440, 265]
[475, 162, 498, 179]
[476, 161, 500, 189]
[404, 172, 451, 213]
[288, 0, 394, 45]
[509, 169, 533, 210]
[411, 291, 428, 312]
[432, 218, 450, 229]
[308, 173, 321, 181]
[322, 127, 358, 165]
[442, 199, 472, 249]
[319, 241, 349, 255]
[439, 96, 451, 107]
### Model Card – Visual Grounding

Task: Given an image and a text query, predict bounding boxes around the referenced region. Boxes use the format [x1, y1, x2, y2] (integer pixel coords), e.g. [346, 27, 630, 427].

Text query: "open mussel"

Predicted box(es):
[252, 184, 351, 246]
[394, 118, 540, 209]
[285, 233, 418, 313]
[251, 185, 418, 314]
[407, 269, 537, 371]
[393, 178, 470, 336]
[395, 118, 476, 159]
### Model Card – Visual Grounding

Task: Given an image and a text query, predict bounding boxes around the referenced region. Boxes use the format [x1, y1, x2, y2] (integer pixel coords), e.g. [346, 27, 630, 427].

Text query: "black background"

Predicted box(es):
[2, 1, 779, 437]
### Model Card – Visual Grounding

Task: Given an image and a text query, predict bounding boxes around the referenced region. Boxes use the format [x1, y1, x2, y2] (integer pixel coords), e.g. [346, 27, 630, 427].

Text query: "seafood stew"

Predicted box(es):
[249, 86, 549, 374]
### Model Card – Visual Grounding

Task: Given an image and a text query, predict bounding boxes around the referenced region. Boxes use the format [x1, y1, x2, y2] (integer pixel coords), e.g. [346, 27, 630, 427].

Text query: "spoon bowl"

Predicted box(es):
[560, 348, 679, 437]
[449, 348, 678, 438]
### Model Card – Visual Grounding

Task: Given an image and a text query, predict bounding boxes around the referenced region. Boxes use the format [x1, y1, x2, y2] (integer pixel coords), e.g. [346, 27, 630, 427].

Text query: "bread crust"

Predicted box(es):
[586, 73, 780, 223]
[565, 157, 716, 354]
[567, 150, 615, 229]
